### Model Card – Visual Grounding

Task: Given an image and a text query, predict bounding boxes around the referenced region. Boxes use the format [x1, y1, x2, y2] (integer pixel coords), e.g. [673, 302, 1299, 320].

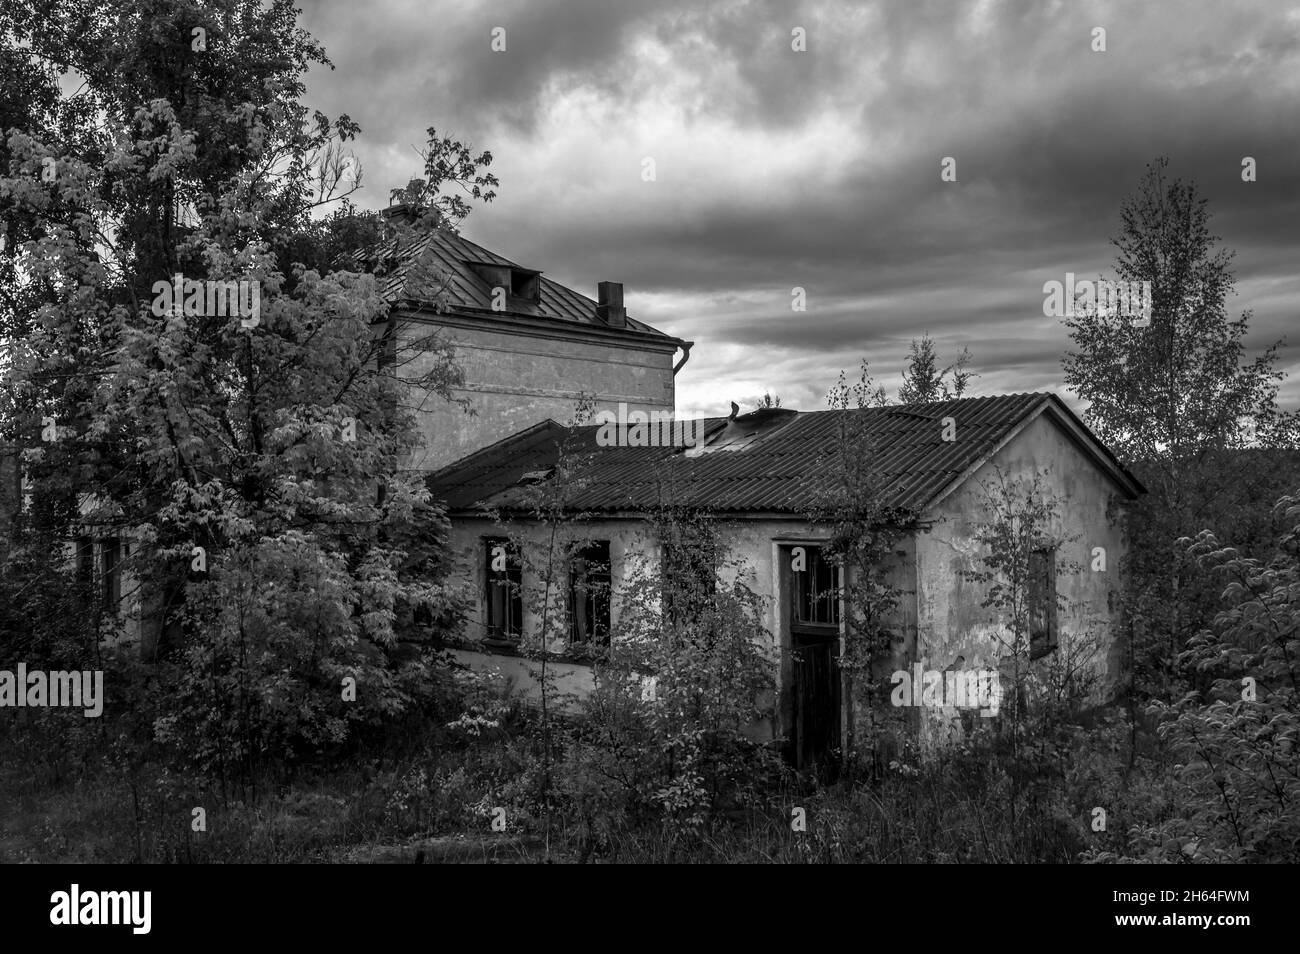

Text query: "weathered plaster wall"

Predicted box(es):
[399, 317, 676, 471]
[448, 648, 596, 709]
[912, 413, 1128, 749]
[443, 514, 823, 741]
[447, 515, 657, 651]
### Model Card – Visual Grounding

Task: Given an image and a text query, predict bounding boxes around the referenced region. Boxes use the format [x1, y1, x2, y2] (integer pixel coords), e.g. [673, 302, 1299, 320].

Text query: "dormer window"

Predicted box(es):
[510, 268, 541, 302]
[466, 260, 541, 305]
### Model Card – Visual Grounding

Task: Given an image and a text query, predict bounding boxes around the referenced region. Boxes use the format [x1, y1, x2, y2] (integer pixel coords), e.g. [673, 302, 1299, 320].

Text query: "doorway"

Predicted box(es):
[785, 544, 842, 773]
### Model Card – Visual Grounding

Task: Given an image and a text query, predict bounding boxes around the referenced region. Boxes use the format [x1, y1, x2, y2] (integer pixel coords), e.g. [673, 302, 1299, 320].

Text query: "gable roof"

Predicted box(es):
[427, 393, 1145, 516]
[369, 228, 681, 342]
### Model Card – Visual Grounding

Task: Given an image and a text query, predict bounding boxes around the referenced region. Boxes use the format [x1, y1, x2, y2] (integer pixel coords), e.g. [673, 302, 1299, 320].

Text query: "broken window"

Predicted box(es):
[510, 268, 541, 302]
[484, 537, 522, 642]
[792, 545, 840, 629]
[1028, 546, 1057, 659]
[568, 540, 611, 646]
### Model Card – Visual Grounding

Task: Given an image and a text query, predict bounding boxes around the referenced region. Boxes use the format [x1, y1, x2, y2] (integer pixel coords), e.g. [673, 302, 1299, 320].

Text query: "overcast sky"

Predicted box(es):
[298, 0, 1300, 419]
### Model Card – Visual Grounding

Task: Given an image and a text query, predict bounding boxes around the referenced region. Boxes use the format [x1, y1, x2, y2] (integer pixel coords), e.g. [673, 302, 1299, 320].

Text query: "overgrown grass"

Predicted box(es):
[1, 703, 1189, 863]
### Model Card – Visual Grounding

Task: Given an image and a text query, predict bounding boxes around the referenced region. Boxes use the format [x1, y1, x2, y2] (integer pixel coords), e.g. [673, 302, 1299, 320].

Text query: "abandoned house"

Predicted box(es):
[371, 224, 1143, 762]
[426, 392, 1144, 762]
[3, 220, 1144, 764]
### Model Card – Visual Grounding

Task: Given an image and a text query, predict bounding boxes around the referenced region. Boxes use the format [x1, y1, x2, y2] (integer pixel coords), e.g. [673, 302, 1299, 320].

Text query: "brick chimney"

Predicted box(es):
[596, 281, 626, 328]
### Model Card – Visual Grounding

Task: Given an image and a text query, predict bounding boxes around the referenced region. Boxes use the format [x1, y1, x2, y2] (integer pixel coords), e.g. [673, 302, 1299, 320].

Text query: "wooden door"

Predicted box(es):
[792, 631, 841, 772]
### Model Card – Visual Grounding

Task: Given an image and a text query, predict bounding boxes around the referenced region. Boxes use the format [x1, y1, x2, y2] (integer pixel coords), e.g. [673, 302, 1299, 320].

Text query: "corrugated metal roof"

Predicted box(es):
[427, 393, 1144, 516]
[370, 228, 675, 339]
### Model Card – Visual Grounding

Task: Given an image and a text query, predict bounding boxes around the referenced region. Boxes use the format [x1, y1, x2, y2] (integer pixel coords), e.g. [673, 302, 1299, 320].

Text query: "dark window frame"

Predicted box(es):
[568, 540, 611, 647]
[484, 536, 523, 643]
[1028, 545, 1058, 659]
[510, 269, 541, 302]
[790, 544, 841, 635]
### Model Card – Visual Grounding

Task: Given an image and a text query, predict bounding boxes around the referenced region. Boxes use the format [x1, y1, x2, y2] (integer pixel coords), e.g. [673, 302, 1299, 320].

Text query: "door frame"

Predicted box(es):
[773, 538, 846, 770]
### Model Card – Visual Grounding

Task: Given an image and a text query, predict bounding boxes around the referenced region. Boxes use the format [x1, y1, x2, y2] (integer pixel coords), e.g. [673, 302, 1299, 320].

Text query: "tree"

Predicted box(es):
[1095, 488, 1300, 862]
[825, 357, 888, 411]
[281, 126, 498, 282]
[960, 470, 1085, 741]
[0, 0, 483, 793]
[898, 333, 974, 404]
[484, 403, 781, 835]
[1061, 157, 1300, 705]
[479, 395, 599, 852]
[810, 358, 917, 769]
[582, 503, 780, 830]
[1064, 158, 1296, 463]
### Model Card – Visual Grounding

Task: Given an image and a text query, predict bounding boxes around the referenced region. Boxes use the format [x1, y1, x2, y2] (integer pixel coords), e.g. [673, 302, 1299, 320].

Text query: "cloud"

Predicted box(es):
[300, 0, 1300, 416]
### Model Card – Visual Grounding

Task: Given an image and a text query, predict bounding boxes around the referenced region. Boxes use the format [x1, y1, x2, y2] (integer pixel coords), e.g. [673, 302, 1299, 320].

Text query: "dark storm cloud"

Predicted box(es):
[299, 0, 1300, 417]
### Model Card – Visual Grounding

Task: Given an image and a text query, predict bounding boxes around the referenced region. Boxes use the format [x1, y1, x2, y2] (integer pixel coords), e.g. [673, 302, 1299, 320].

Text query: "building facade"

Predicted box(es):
[427, 395, 1143, 762]
[372, 225, 691, 471]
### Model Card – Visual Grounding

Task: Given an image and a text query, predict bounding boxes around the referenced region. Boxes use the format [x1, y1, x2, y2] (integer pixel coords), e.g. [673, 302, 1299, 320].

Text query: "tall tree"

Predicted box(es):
[811, 359, 917, 768]
[1062, 157, 1299, 703]
[1063, 157, 1296, 465]
[0, 0, 482, 790]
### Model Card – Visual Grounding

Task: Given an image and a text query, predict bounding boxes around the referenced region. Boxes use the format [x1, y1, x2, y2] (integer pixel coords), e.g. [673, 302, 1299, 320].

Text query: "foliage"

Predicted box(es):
[0, 0, 482, 794]
[1061, 156, 1300, 705]
[1063, 157, 1297, 463]
[1110, 489, 1300, 861]
[808, 358, 916, 764]
[898, 333, 974, 404]
[961, 470, 1081, 675]
[575, 508, 783, 831]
